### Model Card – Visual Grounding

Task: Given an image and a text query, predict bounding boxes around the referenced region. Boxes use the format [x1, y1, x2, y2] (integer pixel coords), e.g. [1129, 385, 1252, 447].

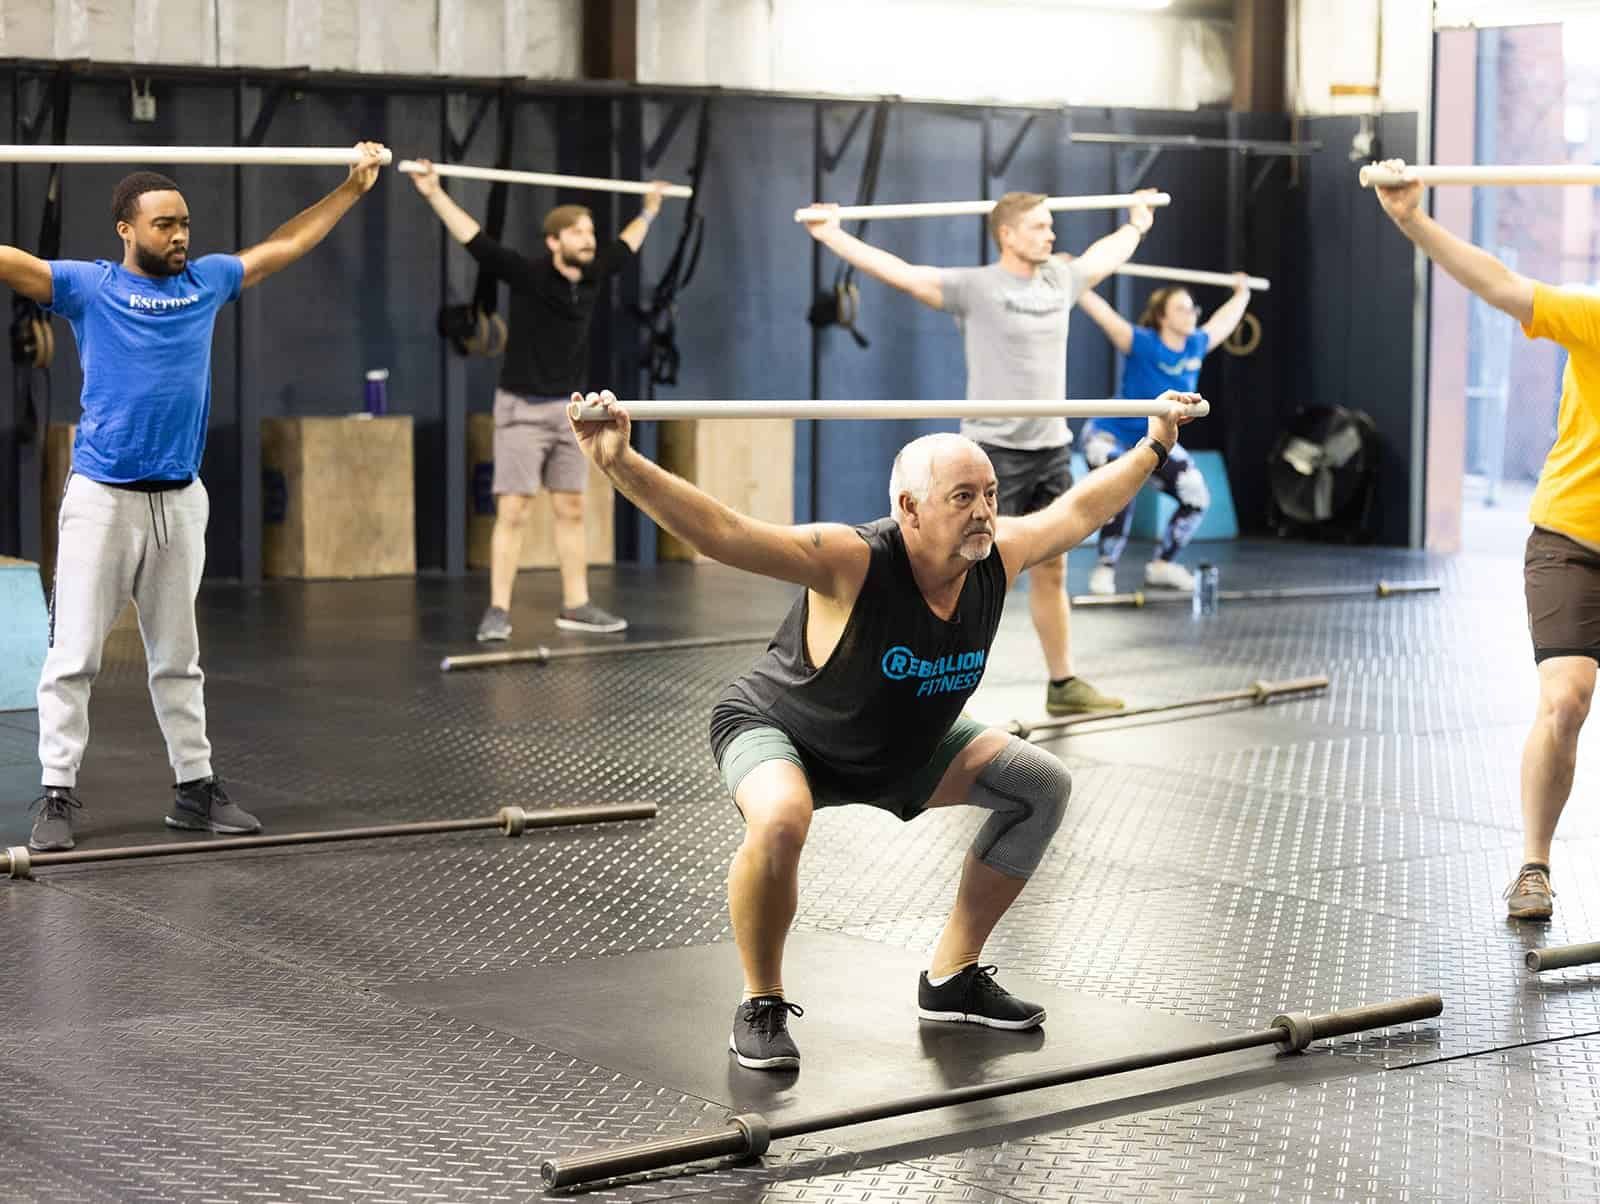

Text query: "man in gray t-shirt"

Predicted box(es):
[804, 189, 1157, 717]
[939, 255, 1090, 451]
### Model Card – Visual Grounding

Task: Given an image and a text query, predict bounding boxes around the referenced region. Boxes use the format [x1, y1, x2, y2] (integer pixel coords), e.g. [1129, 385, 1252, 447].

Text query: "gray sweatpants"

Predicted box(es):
[37, 475, 213, 788]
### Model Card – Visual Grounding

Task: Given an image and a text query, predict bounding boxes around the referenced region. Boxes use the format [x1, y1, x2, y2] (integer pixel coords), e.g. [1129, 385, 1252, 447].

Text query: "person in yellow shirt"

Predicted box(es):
[1373, 160, 1599, 922]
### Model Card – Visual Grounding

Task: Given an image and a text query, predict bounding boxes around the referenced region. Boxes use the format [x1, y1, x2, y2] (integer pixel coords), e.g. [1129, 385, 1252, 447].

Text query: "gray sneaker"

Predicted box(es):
[556, 603, 628, 634]
[29, 787, 81, 852]
[166, 777, 261, 835]
[476, 606, 512, 642]
[1505, 862, 1555, 921]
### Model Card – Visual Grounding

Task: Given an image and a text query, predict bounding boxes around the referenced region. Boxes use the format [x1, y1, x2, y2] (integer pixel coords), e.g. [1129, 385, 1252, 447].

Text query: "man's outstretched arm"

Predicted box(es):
[1371, 159, 1534, 325]
[1066, 189, 1159, 287]
[801, 205, 945, 309]
[237, 141, 386, 289]
[570, 391, 869, 597]
[997, 392, 1201, 576]
[0, 246, 53, 304]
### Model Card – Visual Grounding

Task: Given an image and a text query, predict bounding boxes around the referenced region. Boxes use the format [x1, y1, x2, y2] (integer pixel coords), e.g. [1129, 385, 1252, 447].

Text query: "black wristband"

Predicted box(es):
[1125, 221, 1146, 239]
[1136, 435, 1169, 471]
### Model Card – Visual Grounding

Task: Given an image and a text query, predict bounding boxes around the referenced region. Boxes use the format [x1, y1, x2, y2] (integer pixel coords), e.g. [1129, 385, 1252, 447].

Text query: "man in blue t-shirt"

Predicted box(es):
[1076, 276, 1252, 595]
[1, 143, 387, 853]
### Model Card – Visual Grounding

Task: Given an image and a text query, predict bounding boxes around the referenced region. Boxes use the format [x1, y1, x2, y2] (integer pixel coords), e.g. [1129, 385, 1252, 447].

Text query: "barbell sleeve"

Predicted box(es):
[1525, 942, 1600, 972]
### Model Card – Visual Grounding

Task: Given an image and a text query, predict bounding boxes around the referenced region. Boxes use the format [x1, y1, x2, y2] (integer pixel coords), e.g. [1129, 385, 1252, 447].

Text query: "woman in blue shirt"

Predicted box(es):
[1077, 275, 1252, 594]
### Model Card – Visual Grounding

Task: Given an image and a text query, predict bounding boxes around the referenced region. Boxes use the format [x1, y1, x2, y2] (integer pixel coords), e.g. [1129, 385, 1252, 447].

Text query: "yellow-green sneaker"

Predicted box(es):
[1046, 676, 1125, 716]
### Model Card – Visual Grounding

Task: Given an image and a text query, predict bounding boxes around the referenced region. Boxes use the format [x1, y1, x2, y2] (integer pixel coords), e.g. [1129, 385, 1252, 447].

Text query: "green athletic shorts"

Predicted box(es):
[717, 715, 990, 821]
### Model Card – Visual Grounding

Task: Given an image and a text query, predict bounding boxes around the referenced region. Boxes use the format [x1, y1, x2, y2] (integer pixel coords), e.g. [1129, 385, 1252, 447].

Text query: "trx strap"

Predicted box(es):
[807, 101, 890, 350]
[12, 70, 71, 443]
[631, 99, 711, 392]
[438, 87, 513, 358]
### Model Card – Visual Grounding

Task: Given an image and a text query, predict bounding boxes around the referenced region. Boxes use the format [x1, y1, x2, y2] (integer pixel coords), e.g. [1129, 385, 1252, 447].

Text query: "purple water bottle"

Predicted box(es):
[364, 368, 389, 416]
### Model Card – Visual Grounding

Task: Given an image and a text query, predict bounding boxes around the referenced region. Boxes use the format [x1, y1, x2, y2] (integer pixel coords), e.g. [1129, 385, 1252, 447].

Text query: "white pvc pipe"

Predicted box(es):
[568, 398, 1209, 422]
[793, 192, 1172, 223]
[397, 159, 691, 198]
[1114, 263, 1270, 292]
[1359, 162, 1600, 188]
[0, 145, 393, 166]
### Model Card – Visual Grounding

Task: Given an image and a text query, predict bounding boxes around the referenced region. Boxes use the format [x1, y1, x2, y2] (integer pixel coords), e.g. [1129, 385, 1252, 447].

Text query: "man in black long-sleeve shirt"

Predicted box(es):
[409, 160, 666, 639]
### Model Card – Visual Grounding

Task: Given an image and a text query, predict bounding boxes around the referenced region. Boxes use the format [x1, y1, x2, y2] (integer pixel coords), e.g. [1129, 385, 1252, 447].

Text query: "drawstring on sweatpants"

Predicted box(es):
[146, 492, 170, 551]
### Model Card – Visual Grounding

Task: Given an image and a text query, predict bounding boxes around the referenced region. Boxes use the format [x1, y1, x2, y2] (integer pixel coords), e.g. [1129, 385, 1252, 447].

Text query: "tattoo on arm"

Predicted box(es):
[810, 530, 822, 548]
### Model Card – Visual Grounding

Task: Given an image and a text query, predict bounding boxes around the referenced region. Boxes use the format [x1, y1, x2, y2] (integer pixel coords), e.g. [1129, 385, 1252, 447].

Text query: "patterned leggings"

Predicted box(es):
[1082, 431, 1210, 565]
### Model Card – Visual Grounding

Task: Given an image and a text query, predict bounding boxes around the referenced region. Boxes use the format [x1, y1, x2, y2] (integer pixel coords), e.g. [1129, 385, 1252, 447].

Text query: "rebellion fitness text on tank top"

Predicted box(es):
[711, 518, 1008, 800]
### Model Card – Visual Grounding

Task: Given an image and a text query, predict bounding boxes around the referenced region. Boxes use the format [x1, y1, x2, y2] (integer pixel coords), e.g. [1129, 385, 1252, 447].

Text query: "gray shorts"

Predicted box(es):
[717, 715, 989, 821]
[491, 390, 588, 496]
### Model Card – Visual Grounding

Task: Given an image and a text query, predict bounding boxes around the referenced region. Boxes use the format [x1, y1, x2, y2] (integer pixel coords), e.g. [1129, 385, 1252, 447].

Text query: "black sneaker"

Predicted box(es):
[918, 964, 1045, 1030]
[28, 787, 81, 852]
[165, 777, 262, 834]
[555, 603, 628, 634]
[729, 996, 803, 1070]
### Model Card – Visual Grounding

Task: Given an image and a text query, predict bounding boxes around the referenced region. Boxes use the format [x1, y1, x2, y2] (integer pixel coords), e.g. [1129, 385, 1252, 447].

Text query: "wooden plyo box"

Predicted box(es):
[466, 411, 614, 570]
[262, 416, 416, 579]
[656, 419, 794, 562]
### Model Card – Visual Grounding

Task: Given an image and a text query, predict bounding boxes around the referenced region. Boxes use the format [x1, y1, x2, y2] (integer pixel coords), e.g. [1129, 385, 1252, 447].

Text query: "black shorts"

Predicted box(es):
[1525, 526, 1600, 664]
[978, 443, 1074, 517]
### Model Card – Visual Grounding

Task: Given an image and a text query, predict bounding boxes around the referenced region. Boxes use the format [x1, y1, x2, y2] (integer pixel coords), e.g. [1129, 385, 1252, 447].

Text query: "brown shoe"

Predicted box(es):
[1504, 862, 1555, 921]
[1046, 676, 1124, 716]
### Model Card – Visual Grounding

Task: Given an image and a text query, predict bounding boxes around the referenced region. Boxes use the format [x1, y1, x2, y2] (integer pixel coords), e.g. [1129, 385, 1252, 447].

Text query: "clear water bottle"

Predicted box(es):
[1193, 563, 1219, 618]
[364, 368, 389, 416]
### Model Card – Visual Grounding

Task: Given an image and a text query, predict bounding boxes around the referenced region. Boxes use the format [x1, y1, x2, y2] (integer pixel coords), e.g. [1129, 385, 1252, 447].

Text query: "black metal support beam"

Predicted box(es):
[1123, 145, 1165, 191]
[445, 90, 496, 161]
[233, 79, 262, 585]
[1069, 129, 1320, 155]
[819, 103, 873, 174]
[642, 98, 694, 169]
[985, 112, 1037, 178]
[242, 84, 288, 147]
[440, 91, 468, 577]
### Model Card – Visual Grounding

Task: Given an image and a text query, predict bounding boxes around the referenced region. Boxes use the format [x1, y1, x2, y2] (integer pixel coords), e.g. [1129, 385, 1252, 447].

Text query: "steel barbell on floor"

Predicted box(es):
[539, 991, 1444, 1189]
[1009, 674, 1329, 741]
[1071, 580, 1441, 608]
[3, 802, 658, 879]
[441, 633, 772, 672]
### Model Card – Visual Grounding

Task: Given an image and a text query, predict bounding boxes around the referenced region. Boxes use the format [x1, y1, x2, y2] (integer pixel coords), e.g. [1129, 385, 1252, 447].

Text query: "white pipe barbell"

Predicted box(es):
[397, 160, 691, 198]
[568, 398, 1210, 422]
[1114, 263, 1270, 292]
[793, 192, 1172, 223]
[0, 145, 393, 167]
[1359, 162, 1600, 188]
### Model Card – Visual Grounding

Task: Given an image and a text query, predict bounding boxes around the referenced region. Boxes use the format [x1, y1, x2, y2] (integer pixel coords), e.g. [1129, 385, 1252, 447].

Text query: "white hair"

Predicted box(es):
[888, 432, 986, 518]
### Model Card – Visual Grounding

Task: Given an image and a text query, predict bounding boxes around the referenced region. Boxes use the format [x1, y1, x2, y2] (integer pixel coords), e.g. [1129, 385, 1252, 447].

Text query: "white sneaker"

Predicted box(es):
[1145, 560, 1196, 591]
[1088, 564, 1117, 596]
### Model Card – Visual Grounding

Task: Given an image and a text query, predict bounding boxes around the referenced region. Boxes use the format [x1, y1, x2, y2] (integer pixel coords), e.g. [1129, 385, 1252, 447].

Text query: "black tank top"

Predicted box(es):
[710, 518, 1007, 800]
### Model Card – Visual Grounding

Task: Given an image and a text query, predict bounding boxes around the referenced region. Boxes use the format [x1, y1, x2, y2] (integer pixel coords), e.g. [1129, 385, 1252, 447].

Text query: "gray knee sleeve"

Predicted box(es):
[969, 738, 1071, 878]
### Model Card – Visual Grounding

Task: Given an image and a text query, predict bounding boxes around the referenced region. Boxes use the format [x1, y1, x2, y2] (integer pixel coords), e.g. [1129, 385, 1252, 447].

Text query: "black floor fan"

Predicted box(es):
[1267, 405, 1379, 542]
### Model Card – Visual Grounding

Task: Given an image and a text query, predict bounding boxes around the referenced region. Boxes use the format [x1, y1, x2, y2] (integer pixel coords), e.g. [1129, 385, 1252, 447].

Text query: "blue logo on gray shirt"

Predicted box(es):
[881, 645, 988, 697]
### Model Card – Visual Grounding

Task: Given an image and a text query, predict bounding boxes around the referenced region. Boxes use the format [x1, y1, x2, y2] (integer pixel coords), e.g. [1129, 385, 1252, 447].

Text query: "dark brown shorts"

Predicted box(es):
[1524, 526, 1600, 664]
